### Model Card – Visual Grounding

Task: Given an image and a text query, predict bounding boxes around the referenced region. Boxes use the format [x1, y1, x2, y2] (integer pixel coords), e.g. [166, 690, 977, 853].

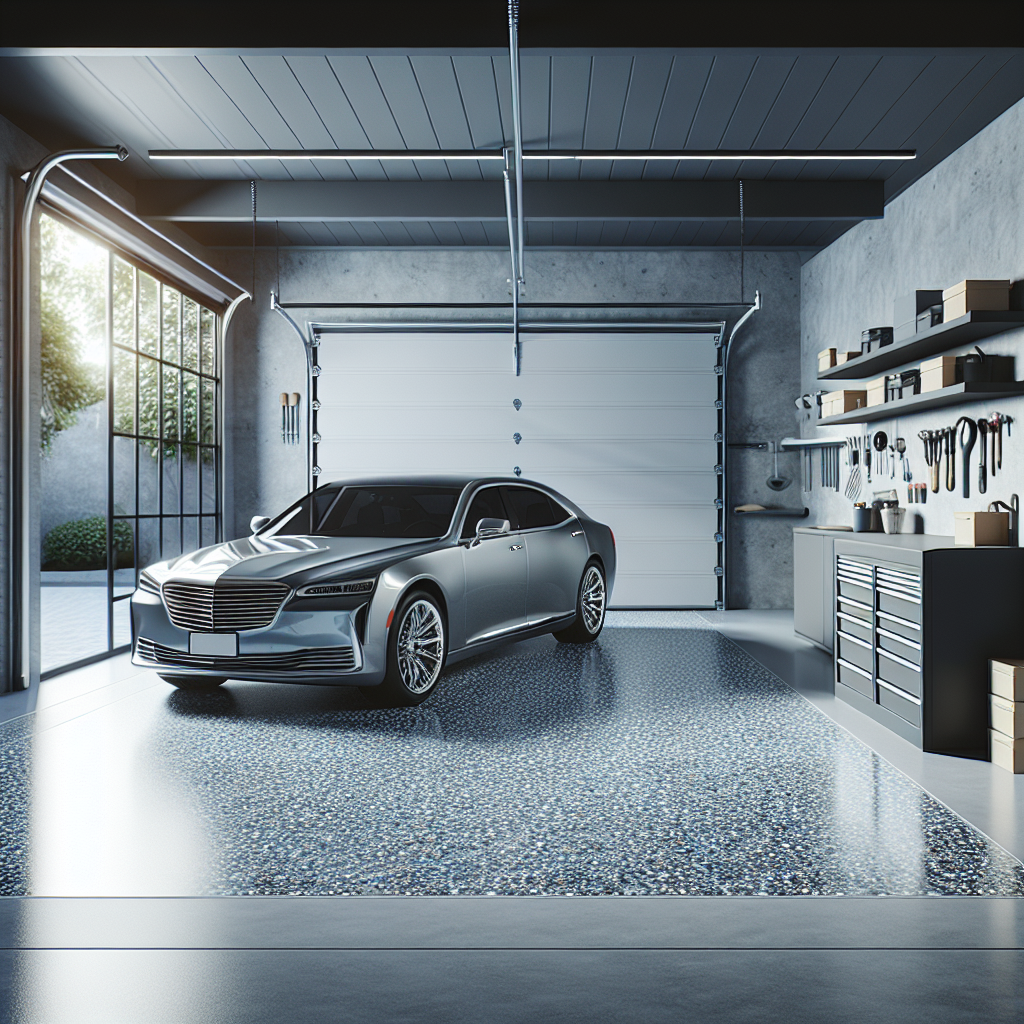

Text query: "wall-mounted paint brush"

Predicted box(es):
[280, 392, 288, 442]
[289, 392, 300, 444]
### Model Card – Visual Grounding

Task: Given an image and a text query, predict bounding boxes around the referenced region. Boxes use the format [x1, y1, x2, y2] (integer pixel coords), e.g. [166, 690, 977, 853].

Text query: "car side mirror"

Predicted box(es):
[250, 515, 271, 535]
[472, 518, 510, 547]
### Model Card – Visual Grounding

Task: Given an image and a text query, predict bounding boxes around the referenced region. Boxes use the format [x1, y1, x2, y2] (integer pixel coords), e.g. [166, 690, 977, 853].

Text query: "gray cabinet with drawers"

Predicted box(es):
[833, 537, 1024, 757]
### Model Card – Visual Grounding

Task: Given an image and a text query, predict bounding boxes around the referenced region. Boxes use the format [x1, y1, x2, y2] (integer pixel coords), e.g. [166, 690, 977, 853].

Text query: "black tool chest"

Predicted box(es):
[833, 538, 1024, 757]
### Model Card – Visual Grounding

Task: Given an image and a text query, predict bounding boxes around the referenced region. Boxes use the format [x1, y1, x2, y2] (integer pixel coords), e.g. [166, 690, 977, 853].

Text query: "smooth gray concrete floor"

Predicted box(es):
[0, 611, 1021, 1022]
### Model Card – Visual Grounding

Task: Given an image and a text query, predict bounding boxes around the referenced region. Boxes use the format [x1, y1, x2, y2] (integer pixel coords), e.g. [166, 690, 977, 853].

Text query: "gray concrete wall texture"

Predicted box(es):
[800, 97, 1024, 538]
[220, 246, 802, 609]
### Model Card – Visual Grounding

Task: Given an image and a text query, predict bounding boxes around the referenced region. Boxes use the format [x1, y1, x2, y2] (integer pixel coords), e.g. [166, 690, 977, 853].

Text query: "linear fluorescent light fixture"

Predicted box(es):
[148, 148, 915, 162]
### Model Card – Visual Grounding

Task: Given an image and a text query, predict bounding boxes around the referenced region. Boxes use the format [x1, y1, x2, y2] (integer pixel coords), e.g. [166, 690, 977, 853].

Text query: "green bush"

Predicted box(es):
[42, 516, 134, 571]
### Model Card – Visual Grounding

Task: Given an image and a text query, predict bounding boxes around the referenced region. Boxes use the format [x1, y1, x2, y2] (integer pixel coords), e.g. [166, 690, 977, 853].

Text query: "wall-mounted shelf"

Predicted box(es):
[818, 381, 1024, 425]
[818, 311, 1024, 381]
[779, 437, 846, 449]
[733, 507, 809, 517]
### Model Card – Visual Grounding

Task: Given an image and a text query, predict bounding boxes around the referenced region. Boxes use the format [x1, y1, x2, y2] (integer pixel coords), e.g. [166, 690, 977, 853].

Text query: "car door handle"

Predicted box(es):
[510, 544, 523, 551]
[571, 530, 583, 537]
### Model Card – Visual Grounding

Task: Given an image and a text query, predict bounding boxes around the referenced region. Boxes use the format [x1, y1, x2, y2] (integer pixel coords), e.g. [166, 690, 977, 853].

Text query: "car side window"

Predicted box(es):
[460, 487, 509, 540]
[504, 487, 565, 530]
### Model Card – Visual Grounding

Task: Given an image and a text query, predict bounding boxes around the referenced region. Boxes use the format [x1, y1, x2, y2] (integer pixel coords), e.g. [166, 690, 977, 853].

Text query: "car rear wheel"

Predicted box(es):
[362, 590, 446, 707]
[158, 674, 227, 690]
[554, 561, 606, 643]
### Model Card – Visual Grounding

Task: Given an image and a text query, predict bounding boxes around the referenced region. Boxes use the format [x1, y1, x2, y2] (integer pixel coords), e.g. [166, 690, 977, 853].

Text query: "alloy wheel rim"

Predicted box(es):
[581, 566, 606, 634]
[397, 599, 445, 693]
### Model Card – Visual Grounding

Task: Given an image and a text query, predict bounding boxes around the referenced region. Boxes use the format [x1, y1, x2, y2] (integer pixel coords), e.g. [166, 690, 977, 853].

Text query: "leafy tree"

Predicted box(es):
[40, 295, 104, 454]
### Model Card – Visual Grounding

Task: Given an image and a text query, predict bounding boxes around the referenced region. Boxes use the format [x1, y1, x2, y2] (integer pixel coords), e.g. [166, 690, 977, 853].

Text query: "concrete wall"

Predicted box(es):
[220, 247, 802, 609]
[800, 97, 1024, 538]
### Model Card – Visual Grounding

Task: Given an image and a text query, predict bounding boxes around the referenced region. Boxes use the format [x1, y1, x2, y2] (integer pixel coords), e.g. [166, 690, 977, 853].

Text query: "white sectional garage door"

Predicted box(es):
[315, 330, 719, 607]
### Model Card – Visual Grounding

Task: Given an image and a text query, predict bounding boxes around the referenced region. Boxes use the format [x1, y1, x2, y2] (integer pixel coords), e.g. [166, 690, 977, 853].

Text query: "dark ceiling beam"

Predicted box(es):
[5, 1, 1022, 48]
[136, 180, 883, 223]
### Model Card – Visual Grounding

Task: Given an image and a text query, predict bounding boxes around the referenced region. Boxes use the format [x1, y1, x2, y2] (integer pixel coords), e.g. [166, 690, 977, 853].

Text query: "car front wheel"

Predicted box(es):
[554, 561, 606, 643]
[363, 590, 446, 706]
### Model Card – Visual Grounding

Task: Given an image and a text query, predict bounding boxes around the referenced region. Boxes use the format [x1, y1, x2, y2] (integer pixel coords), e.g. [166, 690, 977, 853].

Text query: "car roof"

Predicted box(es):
[320, 475, 545, 490]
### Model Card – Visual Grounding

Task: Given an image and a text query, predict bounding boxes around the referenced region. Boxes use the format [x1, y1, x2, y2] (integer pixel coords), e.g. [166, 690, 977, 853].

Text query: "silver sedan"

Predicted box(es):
[131, 476, 616, 705]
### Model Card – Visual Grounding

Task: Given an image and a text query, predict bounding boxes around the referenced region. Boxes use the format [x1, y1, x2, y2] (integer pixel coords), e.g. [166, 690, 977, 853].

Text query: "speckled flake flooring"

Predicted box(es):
[3, 616, 1023, 897]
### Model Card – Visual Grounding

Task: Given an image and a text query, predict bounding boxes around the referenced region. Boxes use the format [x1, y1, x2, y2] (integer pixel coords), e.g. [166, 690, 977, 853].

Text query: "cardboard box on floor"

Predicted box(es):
[991, 659, 1024, 701]
[990, 729, 1024, 773]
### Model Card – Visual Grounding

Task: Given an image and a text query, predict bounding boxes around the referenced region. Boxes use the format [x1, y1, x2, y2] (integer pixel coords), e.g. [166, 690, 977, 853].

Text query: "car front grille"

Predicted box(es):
[161, 580, 290, 632]
[136, 637, 357, 674]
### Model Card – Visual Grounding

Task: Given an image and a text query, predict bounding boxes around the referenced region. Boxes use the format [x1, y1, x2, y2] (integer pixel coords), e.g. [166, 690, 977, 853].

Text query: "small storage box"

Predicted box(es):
[836, 350, 862, 365]
[822, 390, 867, 417]
[920, 355, 960, 393]
[866, 376, 888, 408]
[991, 659, 1024, 702]
[916, 305, 943, 332]
[894, 290, 943, 341]
[886, 370, 921, 402]
[990, 729, 1024, 773]
[954, 511, 1009, 547]
[860, 327, 893, 353]
[818, 348, 837, 372]
[942, 279, 1011, 322]
[990, 693, 1024, 740]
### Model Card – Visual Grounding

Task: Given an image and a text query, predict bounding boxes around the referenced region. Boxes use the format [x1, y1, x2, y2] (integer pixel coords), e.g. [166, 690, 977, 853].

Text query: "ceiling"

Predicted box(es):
[1, 43, 1022, 251]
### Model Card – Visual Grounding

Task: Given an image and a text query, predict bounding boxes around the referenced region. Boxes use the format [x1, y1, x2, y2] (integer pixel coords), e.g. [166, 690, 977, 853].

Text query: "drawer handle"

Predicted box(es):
[837, 596, 872, 612]
[877, 586, 921, 605]
[836, 612, 872, 628]
[877, 627, 921, 652]
[837, 576, 872, 589]
[837, 629, 872, 650]
[837, 657, 871, 679]
[876, 610, 920, 631]
[878, 678, 922, 705]
[878, 647, 921, 672]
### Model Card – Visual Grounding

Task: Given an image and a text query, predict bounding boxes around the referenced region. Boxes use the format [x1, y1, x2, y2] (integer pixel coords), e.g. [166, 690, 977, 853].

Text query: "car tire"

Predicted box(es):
[553, 561, 607, 644]
[158, 674, 227, 690]
[361, 589, 447, 707]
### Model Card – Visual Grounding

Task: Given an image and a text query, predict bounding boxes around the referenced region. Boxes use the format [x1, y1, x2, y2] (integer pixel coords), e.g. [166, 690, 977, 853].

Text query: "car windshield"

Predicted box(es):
[260, 485, 463, 539]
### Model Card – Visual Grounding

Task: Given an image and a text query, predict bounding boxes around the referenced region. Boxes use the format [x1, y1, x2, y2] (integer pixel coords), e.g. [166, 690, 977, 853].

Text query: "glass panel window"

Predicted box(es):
[138, 355, 160, 444]
[162, 365, 180, 441]
[182, 373, 199, 445]
[200, 307, 216, 376]
[182, 452, 200, 515]
[113, 347, 135, 435]
[504, 487, 562, 530]
[201, 516, 218, 550]
[182, 516, 200, 555]
[138, 517, 161, 572]
[161, 285, 180, 364]
[138, 272, 159, 356]
[200, 378, 215, 445]
[113, 436, 136, 517]
[182, 297, 200, 371]
[201, 455, 217, 514]
[112, 257, 134, 349]
[162, 444, 181, 517]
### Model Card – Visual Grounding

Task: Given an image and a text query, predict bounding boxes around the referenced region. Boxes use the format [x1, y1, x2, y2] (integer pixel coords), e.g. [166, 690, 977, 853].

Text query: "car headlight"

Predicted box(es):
[297, 577, 376, 598]
[138, 570, 161, 594]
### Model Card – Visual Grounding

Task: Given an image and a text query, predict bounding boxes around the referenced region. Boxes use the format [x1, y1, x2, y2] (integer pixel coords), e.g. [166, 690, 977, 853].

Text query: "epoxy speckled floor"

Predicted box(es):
[2, 617, 1023, 897]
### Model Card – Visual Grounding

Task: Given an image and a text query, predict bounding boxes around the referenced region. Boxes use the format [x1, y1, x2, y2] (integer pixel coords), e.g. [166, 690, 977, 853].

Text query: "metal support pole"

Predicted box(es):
[508, 1, 525, 296]
[10, 146, 127, 694]
[718, 290, 762, 611]
[502, 150, 521, 375]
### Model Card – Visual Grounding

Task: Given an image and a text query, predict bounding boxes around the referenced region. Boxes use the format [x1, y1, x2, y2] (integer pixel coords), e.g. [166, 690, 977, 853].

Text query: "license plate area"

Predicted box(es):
[189, 633, 238, 656]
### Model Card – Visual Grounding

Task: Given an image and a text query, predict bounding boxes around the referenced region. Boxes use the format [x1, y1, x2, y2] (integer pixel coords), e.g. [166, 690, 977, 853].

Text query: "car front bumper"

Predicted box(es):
[130, 589, 388, 686]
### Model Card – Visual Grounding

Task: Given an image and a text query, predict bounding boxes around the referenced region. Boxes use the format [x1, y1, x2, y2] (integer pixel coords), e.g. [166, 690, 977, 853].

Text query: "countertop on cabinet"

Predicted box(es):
[794, 527, 956, 550]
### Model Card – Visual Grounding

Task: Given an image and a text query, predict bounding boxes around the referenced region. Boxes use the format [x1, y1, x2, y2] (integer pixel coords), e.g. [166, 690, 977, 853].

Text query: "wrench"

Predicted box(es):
[977, 418, 988, 494]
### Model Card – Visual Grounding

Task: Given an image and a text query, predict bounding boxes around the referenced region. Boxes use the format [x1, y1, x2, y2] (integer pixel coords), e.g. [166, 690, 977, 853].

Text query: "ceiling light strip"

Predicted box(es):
[148, 148, 915, 162]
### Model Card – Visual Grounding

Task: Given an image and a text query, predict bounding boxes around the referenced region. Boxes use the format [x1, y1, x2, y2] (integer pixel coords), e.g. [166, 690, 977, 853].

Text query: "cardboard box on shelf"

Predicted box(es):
[942, 279, 1011, 322]
[866, 376, 887, 408]
[990, 693, 1024, 740]
[920, 355, 960, 393]
[835, 351, 862, 365]
[818, 348, 837, 372]
[991, 659, 1024, 702]
[821, 390, 867, 418]
[954, 511, 1009, 547]
[990, 729, 1024, 773]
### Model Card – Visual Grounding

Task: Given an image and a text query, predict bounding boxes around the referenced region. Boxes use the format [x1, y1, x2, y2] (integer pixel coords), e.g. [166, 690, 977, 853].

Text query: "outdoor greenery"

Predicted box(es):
[42, 515, 134, 571]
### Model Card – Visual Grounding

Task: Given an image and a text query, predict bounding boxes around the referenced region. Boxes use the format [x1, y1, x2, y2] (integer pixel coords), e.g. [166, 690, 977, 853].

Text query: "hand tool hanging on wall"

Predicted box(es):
[289, 392, 301, 444]
[845, 437, 861, 500]
[977, 418, 989, 494]
[997, 414, 1012, 470]
[956, 416, 978, 499]
[280, 392, 288, 442]
[945, 425, 956, 492]
[988, 414, 1000, 477]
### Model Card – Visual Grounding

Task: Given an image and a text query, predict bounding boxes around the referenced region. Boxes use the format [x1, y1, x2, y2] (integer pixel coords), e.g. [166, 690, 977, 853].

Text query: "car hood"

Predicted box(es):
[158, 534, 438, 584]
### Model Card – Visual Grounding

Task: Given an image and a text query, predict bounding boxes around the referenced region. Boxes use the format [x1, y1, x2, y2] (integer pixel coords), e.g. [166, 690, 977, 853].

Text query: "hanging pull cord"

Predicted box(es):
[250, 179, 257, 300]
[741, 180, 749, 303]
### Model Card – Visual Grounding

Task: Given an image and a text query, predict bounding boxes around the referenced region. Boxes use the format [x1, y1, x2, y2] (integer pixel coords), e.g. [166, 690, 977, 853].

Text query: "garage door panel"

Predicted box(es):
[537, 471, 719, 507]
[316, 331, 721, 607]
[516, 373, 715, 406]
[522, 440, 717, 473]
[518, 405, 717, 439]
[521, 334, 717, 371]
[613, 574, 719, 608]
[580, 505, 718, 539]
[617, 539, 718, 573]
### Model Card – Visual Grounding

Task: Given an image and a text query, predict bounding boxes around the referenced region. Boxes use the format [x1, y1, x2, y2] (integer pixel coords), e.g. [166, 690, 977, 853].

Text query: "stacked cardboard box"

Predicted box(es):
[989, 659, 1024, 773]
[821, 390, 866, 418]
